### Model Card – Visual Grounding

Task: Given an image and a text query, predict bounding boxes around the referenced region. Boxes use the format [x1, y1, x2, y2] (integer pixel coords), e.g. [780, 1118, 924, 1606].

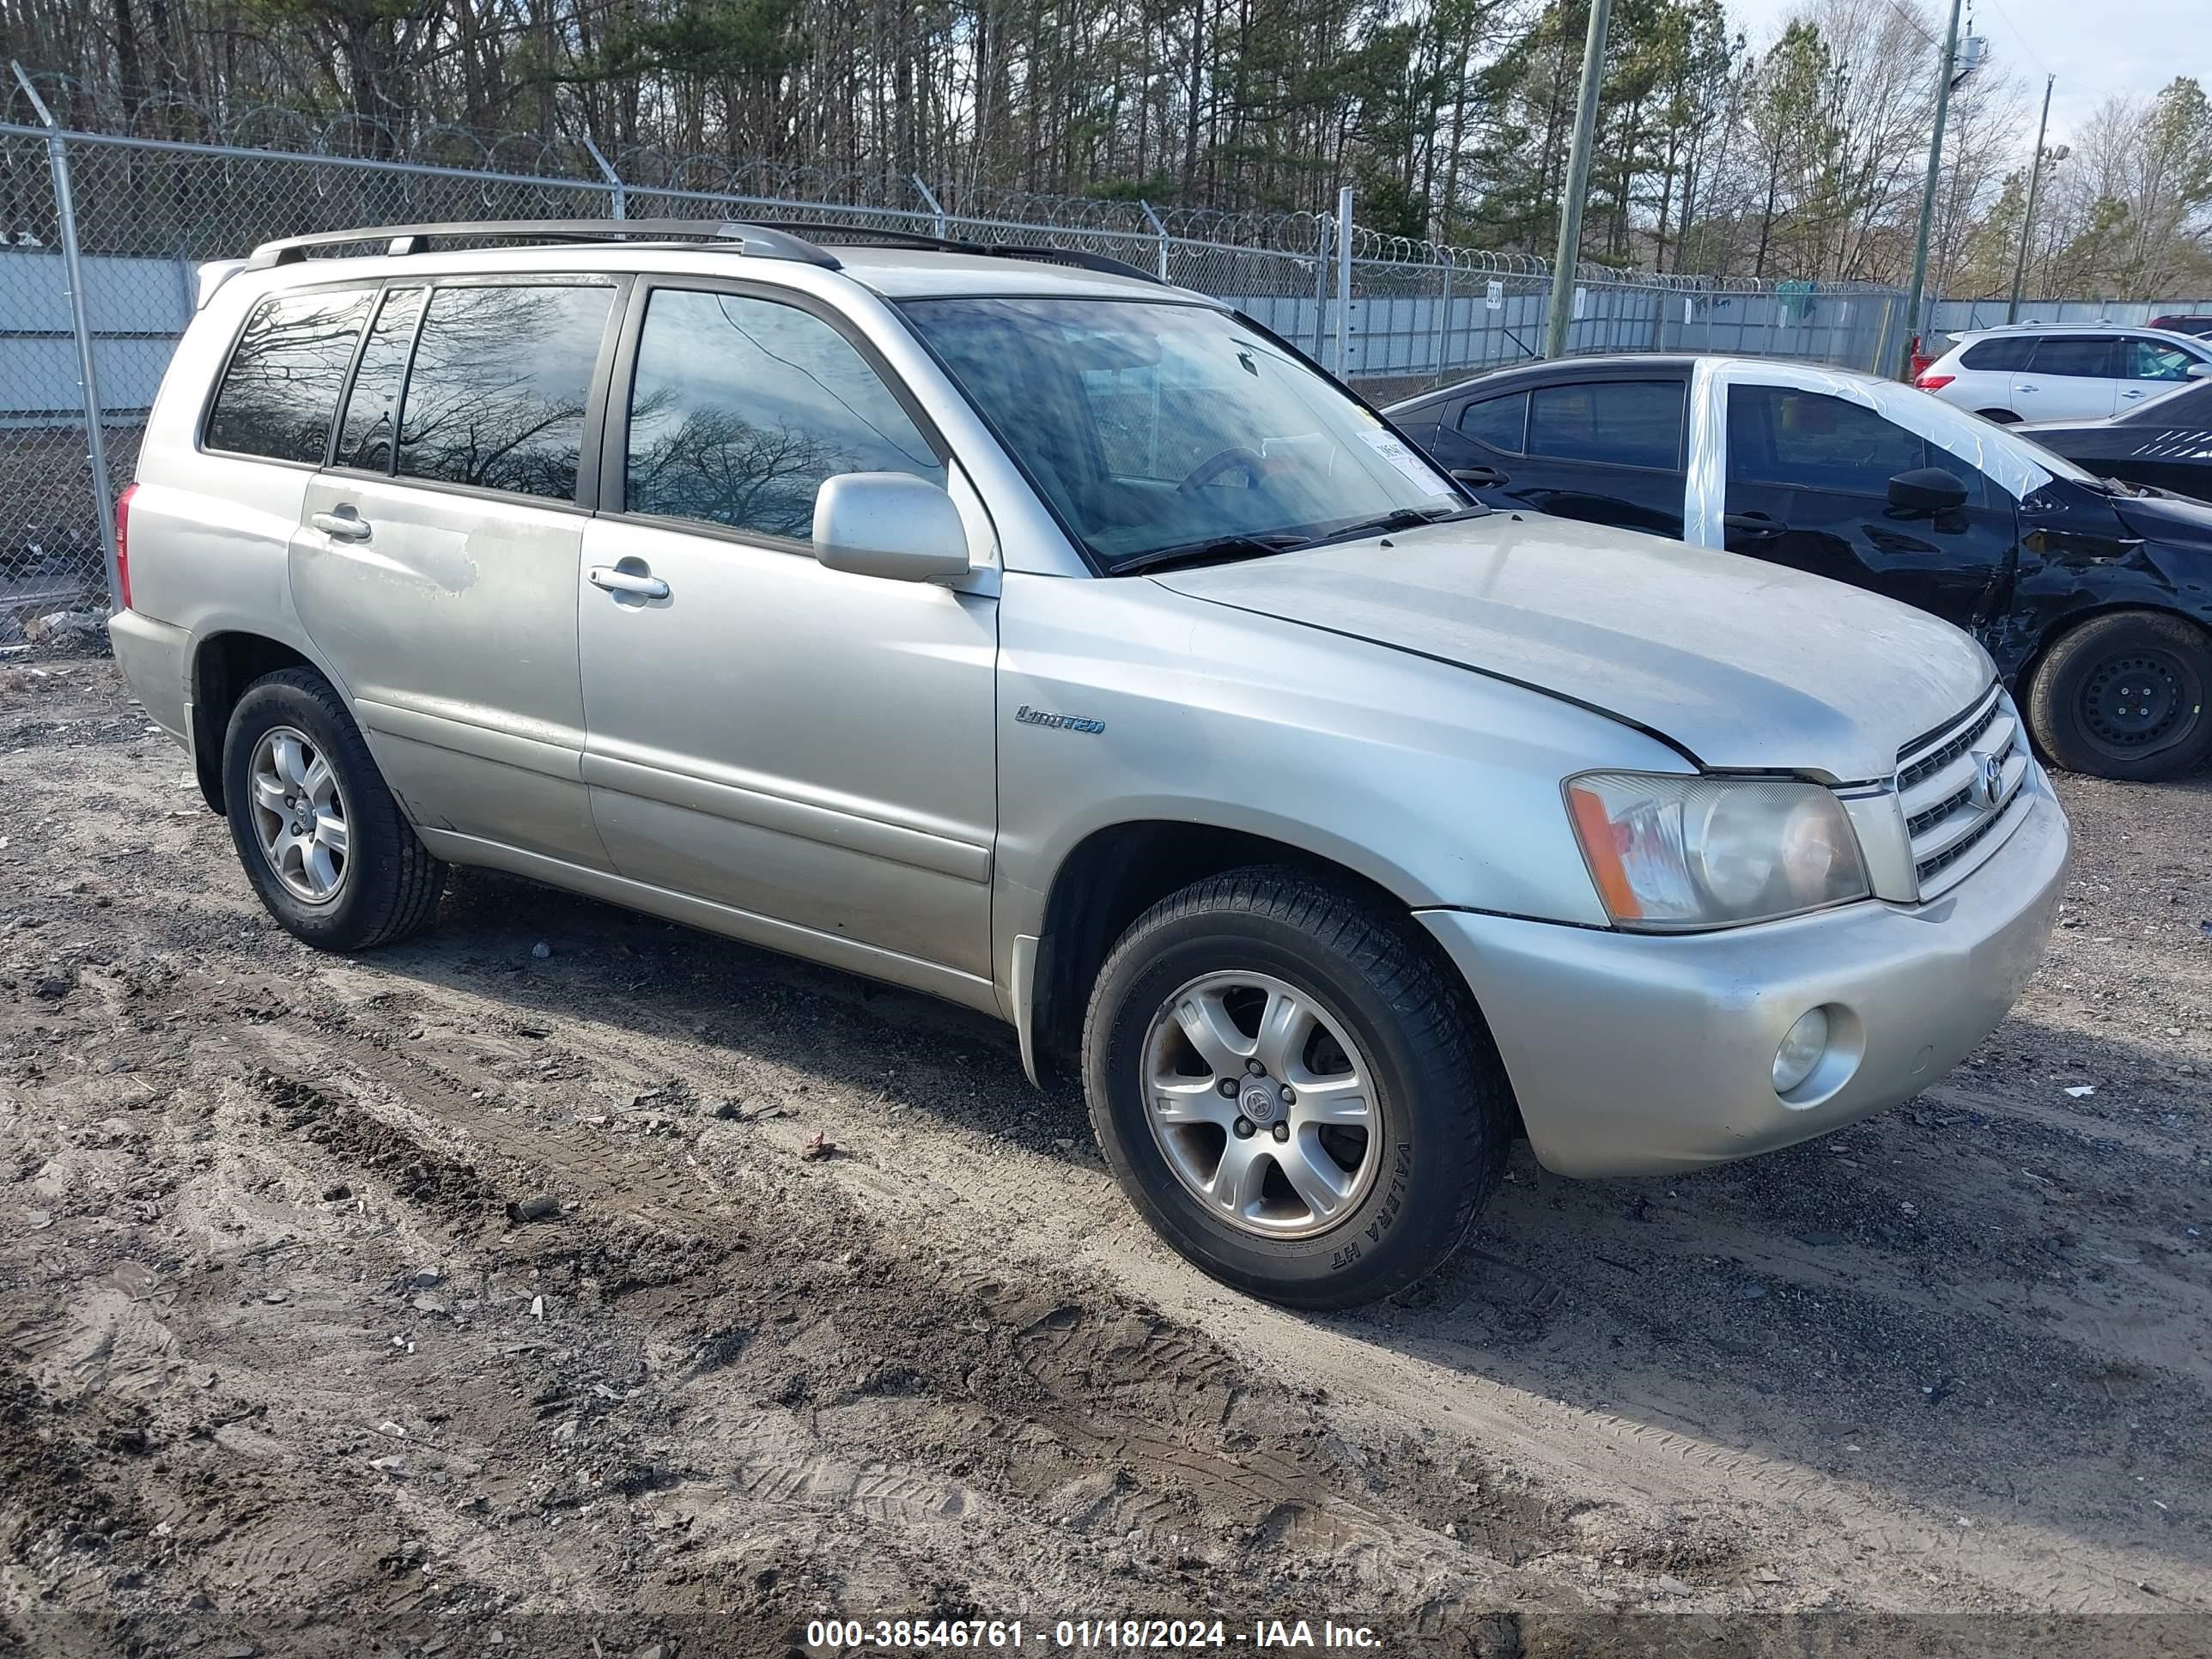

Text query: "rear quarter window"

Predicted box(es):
[1456, 392, 1528, 453]
[1959, 337, 2036, 371]
[204, 288, 376, 463]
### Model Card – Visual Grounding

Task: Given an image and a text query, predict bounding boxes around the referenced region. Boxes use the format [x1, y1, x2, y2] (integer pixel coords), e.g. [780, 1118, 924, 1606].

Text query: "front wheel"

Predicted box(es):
[1082, 866, 1514, 1309]
[2026, 611, 2212, 781]
[222, 667, 446, 950]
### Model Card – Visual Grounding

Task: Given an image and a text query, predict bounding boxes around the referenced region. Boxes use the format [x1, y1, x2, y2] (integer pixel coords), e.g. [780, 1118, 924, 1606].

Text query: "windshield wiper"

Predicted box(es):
[1297, 502, 1488, 547]
[1110, 532, 1309, 577]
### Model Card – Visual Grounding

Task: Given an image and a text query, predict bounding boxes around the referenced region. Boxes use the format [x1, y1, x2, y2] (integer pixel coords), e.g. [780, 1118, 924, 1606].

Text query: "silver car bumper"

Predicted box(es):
[108, 609, 192, 750]
[1418, 771, 2069, 1178]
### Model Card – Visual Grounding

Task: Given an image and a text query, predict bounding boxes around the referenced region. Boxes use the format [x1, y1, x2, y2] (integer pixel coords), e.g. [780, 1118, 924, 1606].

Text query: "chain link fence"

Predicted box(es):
[1, 116, 1907, 618]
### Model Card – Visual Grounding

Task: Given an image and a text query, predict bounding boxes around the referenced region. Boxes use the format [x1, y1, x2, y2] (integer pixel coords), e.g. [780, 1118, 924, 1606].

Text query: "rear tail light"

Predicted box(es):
[113, 483, 137, 611]
[1908, 336, 1936, 378]
[1914, 374, 1955, 392]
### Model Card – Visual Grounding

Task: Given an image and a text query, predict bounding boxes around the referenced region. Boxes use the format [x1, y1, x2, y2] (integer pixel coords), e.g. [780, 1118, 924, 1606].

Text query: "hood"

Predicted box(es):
[2112, 486, 2212, 544]
[1151, 513, 1993, 782]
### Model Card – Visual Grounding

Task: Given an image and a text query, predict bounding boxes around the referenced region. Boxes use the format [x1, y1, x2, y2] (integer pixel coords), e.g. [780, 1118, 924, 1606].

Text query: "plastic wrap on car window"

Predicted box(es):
[1683, 359, 2057, 550]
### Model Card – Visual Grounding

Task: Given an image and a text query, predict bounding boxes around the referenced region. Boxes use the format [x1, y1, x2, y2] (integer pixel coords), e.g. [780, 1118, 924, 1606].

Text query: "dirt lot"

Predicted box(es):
[3, 652, 2210, 1658]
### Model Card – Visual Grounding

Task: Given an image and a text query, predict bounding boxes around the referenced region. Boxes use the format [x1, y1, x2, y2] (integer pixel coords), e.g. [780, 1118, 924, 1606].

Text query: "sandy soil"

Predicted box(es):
[3, 653, 2209, 1658]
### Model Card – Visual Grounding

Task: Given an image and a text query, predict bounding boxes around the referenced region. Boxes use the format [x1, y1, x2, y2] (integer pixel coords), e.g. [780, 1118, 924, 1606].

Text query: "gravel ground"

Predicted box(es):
[3, 652, 2209, 1658]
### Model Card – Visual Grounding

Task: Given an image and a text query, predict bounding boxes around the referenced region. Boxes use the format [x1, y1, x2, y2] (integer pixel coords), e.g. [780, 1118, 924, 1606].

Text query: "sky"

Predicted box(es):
[1722, 0, 2211, 143]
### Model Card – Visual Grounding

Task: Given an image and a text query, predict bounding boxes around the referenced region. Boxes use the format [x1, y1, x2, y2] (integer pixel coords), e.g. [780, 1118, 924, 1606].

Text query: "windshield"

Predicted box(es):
[899, 297, 1466, 569]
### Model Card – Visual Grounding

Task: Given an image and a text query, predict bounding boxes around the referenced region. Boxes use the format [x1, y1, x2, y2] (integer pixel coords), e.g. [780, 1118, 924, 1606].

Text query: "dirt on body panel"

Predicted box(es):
[2, 654, 2209, 1656]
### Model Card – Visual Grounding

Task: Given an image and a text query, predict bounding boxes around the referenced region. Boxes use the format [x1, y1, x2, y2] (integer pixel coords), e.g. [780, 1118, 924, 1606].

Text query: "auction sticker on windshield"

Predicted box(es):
[1358, 428, 1457, 495]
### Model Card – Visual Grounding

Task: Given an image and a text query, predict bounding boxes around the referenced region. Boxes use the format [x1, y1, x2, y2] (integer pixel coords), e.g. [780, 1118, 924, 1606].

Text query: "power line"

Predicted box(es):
[1875, 0, 1940, 52]
[1977, 0, 2054, 82]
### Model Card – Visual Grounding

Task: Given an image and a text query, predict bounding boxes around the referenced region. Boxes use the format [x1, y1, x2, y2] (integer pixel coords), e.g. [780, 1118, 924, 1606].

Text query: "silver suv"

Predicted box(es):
[110, 220, 2069, 1307]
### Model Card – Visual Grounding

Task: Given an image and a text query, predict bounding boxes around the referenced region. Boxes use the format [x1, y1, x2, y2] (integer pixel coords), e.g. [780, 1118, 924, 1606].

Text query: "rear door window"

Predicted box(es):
[1527, 380, 1684, 469]
[395, 281, 616, 501]
[2025, 336, 2122, 379]
[204, 287, 375, 463]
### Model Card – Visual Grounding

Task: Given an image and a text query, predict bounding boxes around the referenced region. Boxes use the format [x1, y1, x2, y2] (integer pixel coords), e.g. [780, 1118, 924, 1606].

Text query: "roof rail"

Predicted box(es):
[240, 216, 1168, 288]
[244, 219, 842, 270]
[738, 222, 1165, 285]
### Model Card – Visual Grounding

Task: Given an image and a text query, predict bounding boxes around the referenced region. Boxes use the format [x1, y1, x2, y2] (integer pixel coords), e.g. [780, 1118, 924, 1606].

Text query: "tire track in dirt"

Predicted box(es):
[217, 1004, 1583, 1624]
[233, 907, 2212, 1616]
[9, 657, 2212, 1649]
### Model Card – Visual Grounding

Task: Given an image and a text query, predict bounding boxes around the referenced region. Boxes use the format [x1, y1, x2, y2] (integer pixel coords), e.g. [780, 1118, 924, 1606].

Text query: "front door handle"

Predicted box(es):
[2015, 382, 2039, 393]
[589, 564, 671, 600]
[1451, 465, 1510, 488]
[1723, 511, 1785, 538]
[310, 510, 371, 542]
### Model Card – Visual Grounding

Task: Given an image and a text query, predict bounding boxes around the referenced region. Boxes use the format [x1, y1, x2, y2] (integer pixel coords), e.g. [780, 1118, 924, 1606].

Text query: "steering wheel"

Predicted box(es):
[1176, 446, 1269, 495]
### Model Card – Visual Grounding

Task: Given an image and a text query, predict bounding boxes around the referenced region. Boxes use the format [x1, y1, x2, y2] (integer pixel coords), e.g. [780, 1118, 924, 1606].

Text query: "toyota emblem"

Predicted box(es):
[1971, 751, 2003, 807]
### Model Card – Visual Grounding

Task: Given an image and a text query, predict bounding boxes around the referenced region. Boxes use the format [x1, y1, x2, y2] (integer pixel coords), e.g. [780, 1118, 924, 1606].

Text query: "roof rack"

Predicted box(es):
[241, 216, 1166, 286]
[744, 222, 1165, 285]
[244, 219, 843, 270]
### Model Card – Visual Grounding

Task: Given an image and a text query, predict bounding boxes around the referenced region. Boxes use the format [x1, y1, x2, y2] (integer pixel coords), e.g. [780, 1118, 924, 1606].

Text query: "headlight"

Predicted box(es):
[1565, 772, 1869, 931]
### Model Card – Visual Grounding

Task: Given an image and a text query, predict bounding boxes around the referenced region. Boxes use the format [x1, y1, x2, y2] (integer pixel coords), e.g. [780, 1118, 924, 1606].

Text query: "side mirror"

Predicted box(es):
[1887, 467, 1969, 515]
[812, 473, 971, 582]
[2187, 362, 2212, 380]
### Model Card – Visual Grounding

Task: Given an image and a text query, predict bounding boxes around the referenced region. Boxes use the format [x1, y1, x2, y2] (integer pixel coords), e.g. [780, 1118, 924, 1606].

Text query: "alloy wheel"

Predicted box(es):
[1139, 970, 1381, 1239]
[247, 725, 351, 903]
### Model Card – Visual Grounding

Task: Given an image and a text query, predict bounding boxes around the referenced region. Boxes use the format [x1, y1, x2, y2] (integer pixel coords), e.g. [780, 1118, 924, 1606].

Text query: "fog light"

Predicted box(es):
[1773, 1008, 1830, 1095]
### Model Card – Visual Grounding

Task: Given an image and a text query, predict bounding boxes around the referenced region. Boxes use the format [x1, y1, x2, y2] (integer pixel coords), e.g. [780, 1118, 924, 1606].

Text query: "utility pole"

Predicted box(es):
[1544, 0, 1613, 359]
[2006, 75, 2055, 323]
[1899, 0, 1965, 377]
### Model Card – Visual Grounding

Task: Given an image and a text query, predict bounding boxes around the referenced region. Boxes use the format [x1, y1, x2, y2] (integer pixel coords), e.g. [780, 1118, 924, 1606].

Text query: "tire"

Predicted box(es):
[1977, 408, 2021, 425]
[2025, 611, 2212, 781]
[222, 667, 445, 950]
[1081, 866, 1513, 1309]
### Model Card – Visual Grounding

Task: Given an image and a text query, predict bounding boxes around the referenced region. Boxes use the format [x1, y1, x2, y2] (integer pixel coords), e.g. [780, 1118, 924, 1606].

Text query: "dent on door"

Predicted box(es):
[290, 477, 607, 866]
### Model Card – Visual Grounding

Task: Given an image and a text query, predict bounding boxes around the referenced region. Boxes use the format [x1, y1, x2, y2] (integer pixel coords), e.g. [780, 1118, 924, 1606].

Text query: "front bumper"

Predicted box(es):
[1418, 771, 2069, 1177]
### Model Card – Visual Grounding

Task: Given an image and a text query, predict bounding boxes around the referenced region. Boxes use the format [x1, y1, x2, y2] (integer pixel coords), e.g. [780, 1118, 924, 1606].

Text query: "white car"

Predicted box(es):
[1916, 325, 2212, 424]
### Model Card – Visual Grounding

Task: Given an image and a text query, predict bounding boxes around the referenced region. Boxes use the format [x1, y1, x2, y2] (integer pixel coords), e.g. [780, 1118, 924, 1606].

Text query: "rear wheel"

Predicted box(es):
[1082, 866, 1514, 1309]
[2026, 611, 2212, 781]
[222, 667, 445, 949]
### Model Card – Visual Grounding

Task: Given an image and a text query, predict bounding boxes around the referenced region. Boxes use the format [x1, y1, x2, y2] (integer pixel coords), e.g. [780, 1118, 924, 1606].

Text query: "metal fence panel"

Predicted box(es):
[1, 123, 1923, 622]
[1928, 296, 2212, 335]
[0, 128, 102, 629]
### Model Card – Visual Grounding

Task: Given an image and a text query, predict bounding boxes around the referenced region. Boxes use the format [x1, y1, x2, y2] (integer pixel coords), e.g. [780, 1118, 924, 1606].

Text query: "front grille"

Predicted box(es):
[1897, 696, 2002, 793]
[1897, 686, 2030, 899]
[1905, 784, 1972, 840]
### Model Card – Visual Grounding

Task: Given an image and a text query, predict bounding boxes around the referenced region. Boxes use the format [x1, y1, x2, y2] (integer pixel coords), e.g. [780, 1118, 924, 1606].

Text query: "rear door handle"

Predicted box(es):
[1723, 511, 1785, 538]
[309, 511, 371, 542]
[1451, 465, 1510, 488]
[588, 565, 670, 600]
